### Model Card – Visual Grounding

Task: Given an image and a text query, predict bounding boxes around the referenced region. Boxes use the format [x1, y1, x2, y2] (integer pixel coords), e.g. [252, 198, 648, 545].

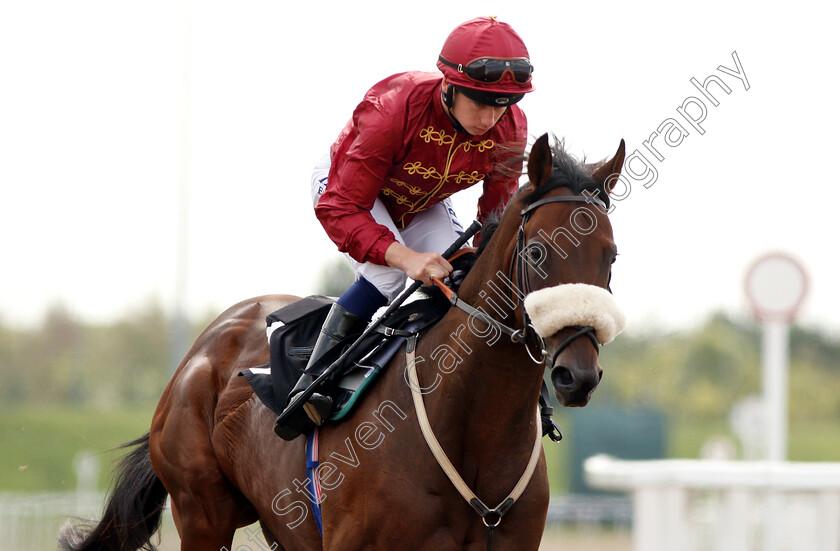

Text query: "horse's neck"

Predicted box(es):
[416, 295, 544, 444]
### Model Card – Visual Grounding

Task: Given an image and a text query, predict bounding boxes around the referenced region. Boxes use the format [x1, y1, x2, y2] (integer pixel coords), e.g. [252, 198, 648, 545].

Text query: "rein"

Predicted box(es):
[416, 191, 609, 550]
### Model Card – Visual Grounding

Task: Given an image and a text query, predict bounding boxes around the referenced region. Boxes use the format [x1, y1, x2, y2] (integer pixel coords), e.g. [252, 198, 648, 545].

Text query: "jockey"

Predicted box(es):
[275, 16, 535, 440]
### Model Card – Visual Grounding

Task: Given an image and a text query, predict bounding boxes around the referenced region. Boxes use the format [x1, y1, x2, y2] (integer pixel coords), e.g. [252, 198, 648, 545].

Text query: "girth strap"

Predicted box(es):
[405, 334, 543, 544]
[372, 325, 414, 338]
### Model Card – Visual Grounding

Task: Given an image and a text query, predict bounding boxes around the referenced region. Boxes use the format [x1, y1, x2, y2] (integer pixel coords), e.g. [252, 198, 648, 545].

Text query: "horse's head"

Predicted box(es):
[472, 134, 626, 407]
[517, 134, 626, 406]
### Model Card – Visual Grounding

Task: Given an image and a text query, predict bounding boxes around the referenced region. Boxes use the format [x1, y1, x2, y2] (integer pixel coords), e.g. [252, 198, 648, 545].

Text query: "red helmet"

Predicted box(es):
[437, 16, 535, 103]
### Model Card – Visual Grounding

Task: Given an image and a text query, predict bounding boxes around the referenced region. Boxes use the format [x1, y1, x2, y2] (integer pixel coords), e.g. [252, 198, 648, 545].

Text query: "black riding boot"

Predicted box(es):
[274, 303, 366, 440]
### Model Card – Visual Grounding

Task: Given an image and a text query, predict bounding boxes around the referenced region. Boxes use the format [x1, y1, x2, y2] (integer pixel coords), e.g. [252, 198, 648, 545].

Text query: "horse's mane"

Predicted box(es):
[476, 137, 606, 257]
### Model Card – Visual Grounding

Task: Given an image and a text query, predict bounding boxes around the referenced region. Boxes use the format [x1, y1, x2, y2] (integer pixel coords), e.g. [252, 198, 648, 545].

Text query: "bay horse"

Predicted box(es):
[59, 134, 626, 551]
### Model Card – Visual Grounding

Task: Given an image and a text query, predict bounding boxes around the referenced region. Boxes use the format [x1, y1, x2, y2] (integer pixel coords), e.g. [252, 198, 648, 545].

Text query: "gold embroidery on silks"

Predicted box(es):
[389, 178, 423, 195]
[419, 126, 455, 146]
[452, 170, 484, 185]
[381, 187, 412, 206]
[393, 126, 497, 228]
[462, 139, 495, 153]
[403, 162, 444, 181]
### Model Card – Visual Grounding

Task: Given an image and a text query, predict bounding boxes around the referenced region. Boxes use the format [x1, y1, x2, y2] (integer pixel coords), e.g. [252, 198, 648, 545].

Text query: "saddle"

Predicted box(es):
[239, 290, 451, 422]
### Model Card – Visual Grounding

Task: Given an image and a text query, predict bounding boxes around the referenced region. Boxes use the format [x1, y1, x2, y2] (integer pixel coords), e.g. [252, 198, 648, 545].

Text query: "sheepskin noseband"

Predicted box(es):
[523, 284, 626, 344]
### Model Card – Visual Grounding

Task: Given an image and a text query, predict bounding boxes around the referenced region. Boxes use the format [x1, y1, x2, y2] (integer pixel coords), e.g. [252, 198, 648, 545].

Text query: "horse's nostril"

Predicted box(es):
[555, 366, 574, 386]
[598, 370, 603, 382]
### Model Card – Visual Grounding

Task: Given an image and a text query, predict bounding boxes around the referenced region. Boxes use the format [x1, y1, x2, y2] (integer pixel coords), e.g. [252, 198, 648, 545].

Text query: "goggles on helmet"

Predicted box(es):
[438, 56, 534, 85]
[454, 85, 524, 107]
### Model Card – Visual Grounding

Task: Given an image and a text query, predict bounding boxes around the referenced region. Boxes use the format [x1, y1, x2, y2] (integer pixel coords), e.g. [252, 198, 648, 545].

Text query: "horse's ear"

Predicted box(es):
[527, 133, 554, 188]
[591, 139, 626, 193]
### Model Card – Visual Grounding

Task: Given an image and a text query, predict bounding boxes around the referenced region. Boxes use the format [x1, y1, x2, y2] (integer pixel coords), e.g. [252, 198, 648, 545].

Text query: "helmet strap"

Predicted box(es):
[441, 84, 469, 134]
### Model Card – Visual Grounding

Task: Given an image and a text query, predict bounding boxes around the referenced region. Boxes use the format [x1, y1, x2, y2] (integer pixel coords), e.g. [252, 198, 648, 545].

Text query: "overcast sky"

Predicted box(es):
[2, 0, 838, 336]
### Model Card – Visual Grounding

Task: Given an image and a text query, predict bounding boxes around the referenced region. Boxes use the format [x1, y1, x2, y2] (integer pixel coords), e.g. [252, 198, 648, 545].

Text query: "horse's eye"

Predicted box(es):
[527, 244, 543, 262]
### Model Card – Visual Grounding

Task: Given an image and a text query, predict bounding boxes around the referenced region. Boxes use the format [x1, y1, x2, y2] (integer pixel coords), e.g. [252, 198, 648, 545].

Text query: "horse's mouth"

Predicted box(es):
[551, 364, 602, 407]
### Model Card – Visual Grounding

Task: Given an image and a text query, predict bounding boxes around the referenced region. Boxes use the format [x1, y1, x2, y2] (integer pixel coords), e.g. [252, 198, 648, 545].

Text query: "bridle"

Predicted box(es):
[435, 188, 609, 367]
[515, 191, 607, 365]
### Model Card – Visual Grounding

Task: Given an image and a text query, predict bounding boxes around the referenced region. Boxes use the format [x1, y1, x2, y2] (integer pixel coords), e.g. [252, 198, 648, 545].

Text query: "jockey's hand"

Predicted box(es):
[385, 242, 453, 286]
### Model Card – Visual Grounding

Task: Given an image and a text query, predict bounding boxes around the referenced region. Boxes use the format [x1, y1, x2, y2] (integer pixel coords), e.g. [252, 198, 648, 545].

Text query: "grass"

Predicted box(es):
[0, 404, 157, 492]
[789, 420, 840, 461]
[669, 417, 840, 462]
[1, 404, 838, 493]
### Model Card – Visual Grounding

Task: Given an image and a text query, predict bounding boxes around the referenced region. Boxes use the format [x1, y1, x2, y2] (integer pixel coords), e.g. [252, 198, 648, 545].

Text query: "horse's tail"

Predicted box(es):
[58, 433, 169, 551]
